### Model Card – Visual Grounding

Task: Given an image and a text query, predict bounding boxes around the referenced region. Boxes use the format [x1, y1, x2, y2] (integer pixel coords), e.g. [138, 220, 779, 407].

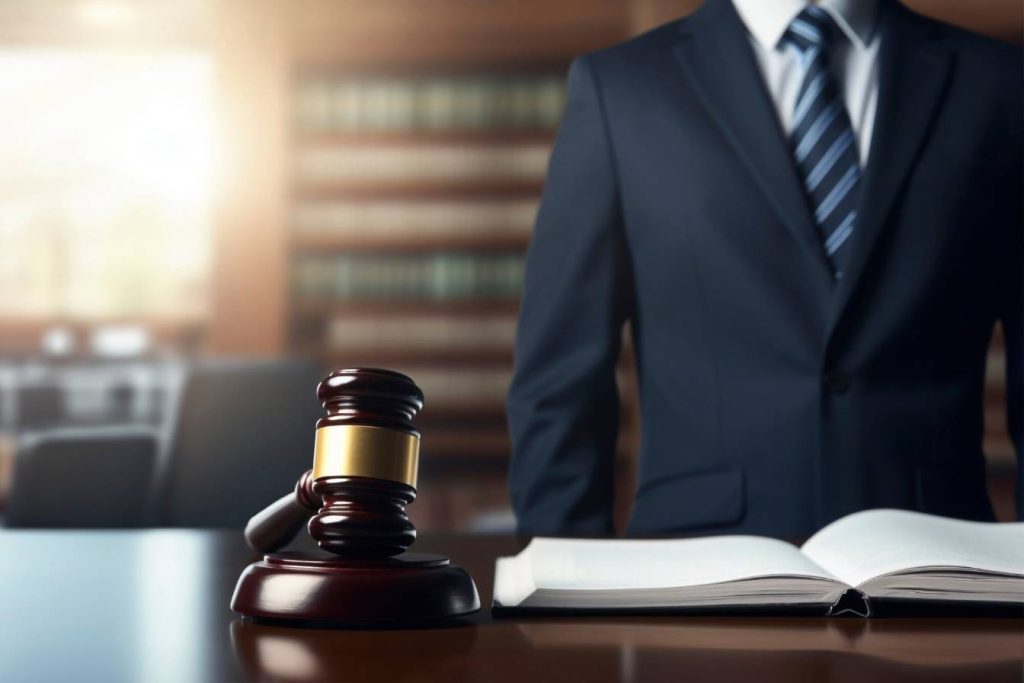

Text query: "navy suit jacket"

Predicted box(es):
[507, 0, 1023, 537]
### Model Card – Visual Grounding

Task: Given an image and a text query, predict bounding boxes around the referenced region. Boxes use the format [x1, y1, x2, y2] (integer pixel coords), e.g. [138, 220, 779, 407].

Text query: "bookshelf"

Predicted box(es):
[286, 67, 618, 459]
[250, 1, 637, 536]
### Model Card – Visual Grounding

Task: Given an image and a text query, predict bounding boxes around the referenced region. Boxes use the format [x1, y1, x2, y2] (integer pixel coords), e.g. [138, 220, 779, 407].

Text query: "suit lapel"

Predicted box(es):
[672, 0, 834, 286]
[826, 1, 953, 339]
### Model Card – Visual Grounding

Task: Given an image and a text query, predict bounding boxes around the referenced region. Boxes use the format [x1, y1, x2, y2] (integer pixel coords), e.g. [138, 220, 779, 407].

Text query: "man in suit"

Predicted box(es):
[507, 0, 1022, 537]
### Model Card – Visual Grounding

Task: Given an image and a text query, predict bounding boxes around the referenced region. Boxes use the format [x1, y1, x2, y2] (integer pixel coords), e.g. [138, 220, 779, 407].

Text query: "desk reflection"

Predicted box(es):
[230, 620, 481, 683]
[230, 616, 1023, 683]
[515, 619, 1024, 683]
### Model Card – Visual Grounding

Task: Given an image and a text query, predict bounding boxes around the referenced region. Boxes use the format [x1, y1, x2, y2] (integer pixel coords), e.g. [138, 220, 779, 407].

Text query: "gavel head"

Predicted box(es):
[307, 368, 425, 558]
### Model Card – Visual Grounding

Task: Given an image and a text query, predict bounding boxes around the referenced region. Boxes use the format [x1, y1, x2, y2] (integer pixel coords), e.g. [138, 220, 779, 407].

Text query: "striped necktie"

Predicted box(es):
[782, 5, 861, 278]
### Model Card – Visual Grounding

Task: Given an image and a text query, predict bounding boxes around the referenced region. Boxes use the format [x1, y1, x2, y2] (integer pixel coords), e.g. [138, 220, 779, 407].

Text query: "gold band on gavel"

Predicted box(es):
[311, 424, 419, 489]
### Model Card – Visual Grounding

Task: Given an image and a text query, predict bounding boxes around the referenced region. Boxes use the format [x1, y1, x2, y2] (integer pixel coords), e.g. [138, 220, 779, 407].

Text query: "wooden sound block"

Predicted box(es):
[231, 550, 480, 626]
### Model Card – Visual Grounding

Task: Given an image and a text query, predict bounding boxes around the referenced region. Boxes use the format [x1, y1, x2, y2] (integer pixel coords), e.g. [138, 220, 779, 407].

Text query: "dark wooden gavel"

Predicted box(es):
[243, 367, 422, 558]
[243, 468, 319, 553]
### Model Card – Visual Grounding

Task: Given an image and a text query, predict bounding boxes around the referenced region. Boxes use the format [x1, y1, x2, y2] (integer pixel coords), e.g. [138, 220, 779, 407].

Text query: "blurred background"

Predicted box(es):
[0, 0, 1019, 534]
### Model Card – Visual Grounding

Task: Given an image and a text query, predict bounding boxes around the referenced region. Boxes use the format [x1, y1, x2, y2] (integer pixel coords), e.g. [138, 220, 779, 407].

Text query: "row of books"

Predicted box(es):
[294, 253, 524, 300]
[295, 143, 551, 185]
[293, 198, 538, 237]
[409, 472, 511, 530]
[325, 314, 518, 351]
[389, 366, 512, 407]
[296, 75, 566, 132]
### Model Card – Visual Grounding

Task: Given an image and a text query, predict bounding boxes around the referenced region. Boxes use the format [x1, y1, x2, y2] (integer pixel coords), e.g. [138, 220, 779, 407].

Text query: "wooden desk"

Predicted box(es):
[0, 531, 1020, 682]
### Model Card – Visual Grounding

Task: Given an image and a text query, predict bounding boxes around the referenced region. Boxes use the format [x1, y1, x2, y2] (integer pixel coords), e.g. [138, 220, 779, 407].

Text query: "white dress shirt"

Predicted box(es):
[731, 0, 881, 164]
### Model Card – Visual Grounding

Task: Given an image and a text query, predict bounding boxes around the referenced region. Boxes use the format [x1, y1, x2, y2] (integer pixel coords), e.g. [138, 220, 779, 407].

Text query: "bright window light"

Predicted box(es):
[0, 49, 215, 320]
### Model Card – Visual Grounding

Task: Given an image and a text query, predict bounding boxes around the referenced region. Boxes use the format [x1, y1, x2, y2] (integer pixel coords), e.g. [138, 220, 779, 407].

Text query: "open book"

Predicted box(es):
[493, 509, 1024, 616]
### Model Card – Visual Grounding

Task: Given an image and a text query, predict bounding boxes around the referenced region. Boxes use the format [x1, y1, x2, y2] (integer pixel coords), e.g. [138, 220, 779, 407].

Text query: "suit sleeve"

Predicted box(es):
[1000, 53, 1024, 521]
[1003, 149, 1023, 521]
[506, 55, 634, 536]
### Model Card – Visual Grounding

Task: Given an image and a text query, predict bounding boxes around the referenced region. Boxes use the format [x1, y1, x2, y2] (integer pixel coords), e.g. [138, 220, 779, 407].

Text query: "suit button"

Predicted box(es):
[823, 371, 850, 394]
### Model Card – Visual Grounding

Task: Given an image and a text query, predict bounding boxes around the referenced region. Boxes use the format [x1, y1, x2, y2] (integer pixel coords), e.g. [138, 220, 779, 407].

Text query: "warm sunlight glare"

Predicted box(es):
[0, 49, 215, 319]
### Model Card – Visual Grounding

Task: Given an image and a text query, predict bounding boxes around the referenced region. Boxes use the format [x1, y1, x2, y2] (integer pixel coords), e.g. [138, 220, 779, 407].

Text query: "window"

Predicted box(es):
[0, 49, 214, 321]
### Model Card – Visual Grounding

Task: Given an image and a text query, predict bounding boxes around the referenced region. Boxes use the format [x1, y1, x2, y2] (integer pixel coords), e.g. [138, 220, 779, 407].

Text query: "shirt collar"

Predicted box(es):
[731, 0, 879, 51]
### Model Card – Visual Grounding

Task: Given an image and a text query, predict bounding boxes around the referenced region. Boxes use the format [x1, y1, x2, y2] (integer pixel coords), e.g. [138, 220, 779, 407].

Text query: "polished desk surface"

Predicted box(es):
[0, 530, 1020, 683]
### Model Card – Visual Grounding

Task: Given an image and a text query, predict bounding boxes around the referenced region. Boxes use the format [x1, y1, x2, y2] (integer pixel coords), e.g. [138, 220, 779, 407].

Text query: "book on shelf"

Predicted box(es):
[293, 197, 538, 239]
[383, 366, 512, 409]
[493, 509, 1024, 616]
[296, 74, 566, 132]
[294, 253, 524, 300]
[295, 142, 551, 185]
[325, 314, 517, 352]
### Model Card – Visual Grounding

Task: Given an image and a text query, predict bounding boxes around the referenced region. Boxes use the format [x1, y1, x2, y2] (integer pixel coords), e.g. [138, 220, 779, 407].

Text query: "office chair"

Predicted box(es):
[5, 426, 158, 528]
[155, 358, 323, 527]
[15, 384, 65, 429]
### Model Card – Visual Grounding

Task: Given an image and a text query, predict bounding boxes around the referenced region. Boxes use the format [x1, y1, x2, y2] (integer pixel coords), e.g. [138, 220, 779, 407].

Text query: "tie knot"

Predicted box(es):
[782, 5, 839, 54]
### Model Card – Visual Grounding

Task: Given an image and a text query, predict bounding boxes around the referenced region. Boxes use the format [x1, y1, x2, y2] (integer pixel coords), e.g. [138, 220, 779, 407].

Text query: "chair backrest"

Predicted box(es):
[156, 358, 322, 528]
[15, 384, 64, 429]
[5, 426, 157, 528]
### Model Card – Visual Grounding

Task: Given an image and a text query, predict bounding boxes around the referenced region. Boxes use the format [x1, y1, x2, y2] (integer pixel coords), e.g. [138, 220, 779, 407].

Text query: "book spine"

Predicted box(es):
[296, 75, 567, 132]
[404, 367, 511, 406]
[293, 253, 524, 301]
[294, 143, 551, 184]
[325, 315, 518, 351]
[826, 589, 872, 617]
[293, 198, 538, 238]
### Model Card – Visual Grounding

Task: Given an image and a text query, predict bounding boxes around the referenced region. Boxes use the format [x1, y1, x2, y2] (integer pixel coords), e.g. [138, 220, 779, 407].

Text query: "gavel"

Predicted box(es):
[243, 367, 421, 557]
[231, 367, 479, 625]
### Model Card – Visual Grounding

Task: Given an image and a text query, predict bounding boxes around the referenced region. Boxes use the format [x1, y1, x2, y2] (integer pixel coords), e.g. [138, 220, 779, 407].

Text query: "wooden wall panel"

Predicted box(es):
[905, 0, 1023, 43]
[630, 0, 1023, 42]
[207, 0, 290, 355]
[286, 0, 630, 68]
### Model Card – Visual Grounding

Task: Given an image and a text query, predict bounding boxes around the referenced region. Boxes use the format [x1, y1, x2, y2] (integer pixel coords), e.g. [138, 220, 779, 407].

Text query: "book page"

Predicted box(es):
[801, 509, 1024, 588]
[494, 535, 841, 606]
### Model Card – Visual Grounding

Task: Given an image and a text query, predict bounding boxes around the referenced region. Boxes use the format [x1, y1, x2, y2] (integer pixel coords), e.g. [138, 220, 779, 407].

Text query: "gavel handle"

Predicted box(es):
[244, 469, 320, 553]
